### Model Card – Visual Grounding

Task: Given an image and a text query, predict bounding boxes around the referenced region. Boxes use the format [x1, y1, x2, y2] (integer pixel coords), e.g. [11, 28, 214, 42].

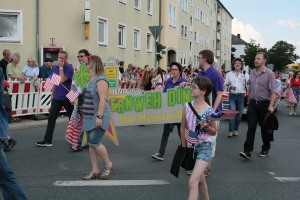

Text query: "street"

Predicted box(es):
[5, 102, 300, 200]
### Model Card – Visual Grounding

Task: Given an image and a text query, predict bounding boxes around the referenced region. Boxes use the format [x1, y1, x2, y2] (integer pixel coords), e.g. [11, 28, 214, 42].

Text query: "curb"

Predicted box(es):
[9, 117, 69, 131]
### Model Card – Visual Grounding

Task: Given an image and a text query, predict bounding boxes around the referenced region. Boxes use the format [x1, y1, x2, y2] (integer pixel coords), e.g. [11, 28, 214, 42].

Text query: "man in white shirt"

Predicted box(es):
[224, 58, 248, 137]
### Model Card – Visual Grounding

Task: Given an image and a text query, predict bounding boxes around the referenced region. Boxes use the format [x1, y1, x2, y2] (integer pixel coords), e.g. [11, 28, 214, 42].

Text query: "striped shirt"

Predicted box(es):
[249, 67, 277, 101]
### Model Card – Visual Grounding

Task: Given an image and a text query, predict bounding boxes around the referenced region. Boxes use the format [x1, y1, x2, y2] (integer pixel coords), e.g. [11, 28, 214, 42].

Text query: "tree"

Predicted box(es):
[268, 40, 300, 71]
[241, 39, 268, 69]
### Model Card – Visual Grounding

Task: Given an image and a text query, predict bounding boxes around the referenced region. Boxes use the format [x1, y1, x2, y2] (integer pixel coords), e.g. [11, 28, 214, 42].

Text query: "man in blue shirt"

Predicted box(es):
[36, 51, 74, 147]
[0, 68, 27, 200]
[181, 50, 223, 176]
[151, 62, 187, 161]
[39, 58, 53, 79]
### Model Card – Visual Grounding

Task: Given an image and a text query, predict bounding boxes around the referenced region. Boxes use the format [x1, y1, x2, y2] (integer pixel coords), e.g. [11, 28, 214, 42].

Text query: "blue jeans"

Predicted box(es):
[228, 94, 244, 132]
[0, 141, 27, 200]
[77, 131, 84, 147]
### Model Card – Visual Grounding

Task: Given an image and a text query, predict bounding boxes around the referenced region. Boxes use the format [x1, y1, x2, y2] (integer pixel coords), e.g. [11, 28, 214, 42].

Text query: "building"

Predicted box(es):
[160, 0, 233, 71]
[232, 33, 247, 60]
[0, 0, 159, 68]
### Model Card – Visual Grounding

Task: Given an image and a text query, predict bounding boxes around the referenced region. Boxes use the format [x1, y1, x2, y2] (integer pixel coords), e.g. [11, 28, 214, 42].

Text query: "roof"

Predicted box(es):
[231, 34, 247, 45]
[218, 0, 234, 19]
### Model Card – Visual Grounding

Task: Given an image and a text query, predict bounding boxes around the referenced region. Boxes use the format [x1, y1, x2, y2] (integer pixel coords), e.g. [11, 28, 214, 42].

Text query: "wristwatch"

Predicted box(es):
[59, 67, 63, 70]
[97, 115, 103, 119]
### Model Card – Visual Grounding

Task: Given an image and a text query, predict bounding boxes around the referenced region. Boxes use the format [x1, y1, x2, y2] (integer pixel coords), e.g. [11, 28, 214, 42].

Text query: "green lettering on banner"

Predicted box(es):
[110, 97, 117, 112]
[176, 87, 182, 105]
[182, 88, 192, 104]
[167, 90, 176, 106]
[145, 93, 152, 109]
[133, 96, 144, 112]
[125, 95, 132, 111]
[153, 92, 161, 108]
[118, 99, 125, 113]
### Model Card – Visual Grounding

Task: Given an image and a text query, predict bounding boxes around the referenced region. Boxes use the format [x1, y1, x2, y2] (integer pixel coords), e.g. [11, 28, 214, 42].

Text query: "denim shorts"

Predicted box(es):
[195, 142, 213, 162]
[86, 128, 105, 146]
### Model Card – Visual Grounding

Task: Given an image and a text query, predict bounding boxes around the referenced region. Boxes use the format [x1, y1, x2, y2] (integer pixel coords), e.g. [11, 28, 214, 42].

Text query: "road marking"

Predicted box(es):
[274, 177, 300, 182]
[268, 172, 276, 175]
[53, 180, 170, 186]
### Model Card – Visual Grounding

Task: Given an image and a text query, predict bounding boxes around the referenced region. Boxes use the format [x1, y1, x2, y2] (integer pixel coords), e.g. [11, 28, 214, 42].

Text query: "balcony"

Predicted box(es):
[217, 32, 220, 40]
[216, 49, 220, 57]
[217, 14, 221, 23]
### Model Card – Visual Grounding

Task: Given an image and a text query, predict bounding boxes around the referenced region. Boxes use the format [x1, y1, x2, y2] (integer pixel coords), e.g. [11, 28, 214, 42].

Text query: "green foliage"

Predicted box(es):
[72, 63, 90, 89]
[268, 40, 300, 71]
[241, 39, 267, 69]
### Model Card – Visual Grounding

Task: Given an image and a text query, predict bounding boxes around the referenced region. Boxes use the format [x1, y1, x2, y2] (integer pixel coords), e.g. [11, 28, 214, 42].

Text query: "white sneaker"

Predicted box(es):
[293, 113, 297, 115]
[289, 112, 293, 115]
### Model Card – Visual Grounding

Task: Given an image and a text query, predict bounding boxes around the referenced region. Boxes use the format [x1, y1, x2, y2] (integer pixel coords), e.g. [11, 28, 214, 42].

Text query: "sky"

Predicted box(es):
[221, 0, 300, 63]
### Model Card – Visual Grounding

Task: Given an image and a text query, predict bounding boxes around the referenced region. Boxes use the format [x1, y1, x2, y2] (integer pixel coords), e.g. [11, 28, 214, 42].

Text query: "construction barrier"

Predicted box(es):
[7, 79, 66, 117]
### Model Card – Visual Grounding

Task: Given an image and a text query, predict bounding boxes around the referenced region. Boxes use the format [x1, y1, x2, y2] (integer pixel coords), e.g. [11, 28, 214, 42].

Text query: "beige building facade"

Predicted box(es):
[0, 0, 159, 68]
[160, 0, 233, 70]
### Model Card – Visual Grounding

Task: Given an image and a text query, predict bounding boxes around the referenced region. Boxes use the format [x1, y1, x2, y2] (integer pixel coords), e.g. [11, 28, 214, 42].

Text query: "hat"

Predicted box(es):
[44, 58, 53, 62]
[3, 80, 9, 88]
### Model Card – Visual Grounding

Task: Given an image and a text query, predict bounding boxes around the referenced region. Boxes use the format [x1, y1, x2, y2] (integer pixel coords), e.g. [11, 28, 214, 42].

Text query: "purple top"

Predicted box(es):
[198, 66, 224, 113]
[53, 63, 74, 100]
[249, 67, 277, 101]
[163, 77, 187, 93]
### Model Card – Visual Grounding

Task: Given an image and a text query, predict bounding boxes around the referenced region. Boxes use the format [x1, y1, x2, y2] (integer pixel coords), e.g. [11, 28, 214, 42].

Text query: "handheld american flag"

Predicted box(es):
[51, 73, 61, 86]
[43, 74, 54, 91]
[66, 87, 79, 103]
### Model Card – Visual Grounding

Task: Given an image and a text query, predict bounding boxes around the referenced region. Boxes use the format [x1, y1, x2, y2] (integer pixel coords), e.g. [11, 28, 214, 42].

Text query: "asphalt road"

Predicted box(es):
[5, 102, 300, 200]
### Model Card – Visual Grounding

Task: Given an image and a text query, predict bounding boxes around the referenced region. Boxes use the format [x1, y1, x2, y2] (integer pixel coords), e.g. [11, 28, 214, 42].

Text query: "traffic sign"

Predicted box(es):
[148, 26, 163, 40]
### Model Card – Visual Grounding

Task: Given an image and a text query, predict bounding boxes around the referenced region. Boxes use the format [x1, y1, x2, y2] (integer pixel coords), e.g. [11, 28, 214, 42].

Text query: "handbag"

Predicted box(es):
[181, 102, 202, 171]
[33, 79, 40, 89]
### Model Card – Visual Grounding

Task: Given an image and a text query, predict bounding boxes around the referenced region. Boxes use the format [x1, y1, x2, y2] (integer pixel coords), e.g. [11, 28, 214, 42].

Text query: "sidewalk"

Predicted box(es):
[9, 116, 69, 131]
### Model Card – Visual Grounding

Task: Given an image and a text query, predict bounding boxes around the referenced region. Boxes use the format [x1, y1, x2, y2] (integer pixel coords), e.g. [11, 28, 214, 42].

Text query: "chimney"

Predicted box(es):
[237, 34, 241, 39]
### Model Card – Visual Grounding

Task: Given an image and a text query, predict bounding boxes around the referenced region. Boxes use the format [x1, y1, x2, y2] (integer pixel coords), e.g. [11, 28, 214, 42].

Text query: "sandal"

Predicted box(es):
[100, 163, 114, 179]
[204, 169, 211, 176]
[83, 171, 100, 180]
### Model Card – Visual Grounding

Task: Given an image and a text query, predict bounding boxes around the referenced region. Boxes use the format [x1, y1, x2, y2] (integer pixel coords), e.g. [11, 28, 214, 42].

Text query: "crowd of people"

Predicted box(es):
[0, 47, 282, 200]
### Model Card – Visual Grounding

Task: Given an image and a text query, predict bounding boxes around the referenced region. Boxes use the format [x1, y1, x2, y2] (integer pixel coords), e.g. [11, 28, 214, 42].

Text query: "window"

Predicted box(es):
[147, 0, 153, 15]
[146, 33, 152, 52]
[190, 0, 193, 7]
[206, 16, 209, 26]
[119, 0, 126, 4]
[212, 39, 216, 49]
[194, 55, 198, 66]
[168, 4, 176, 27]
[181, 52, 187, 65]
[182, 0, 188, 13]
[118, 23, 126, 48]
[134, 0, 141, 10]
[98, 17, 108, 46]
[190, 16, 193, 32]
[181, 24, 187, 39]
[0, 10, 23, 43]
[133, 29, 140, 50]
[195, 7, 200, 20]
[214, 2, 217, 12]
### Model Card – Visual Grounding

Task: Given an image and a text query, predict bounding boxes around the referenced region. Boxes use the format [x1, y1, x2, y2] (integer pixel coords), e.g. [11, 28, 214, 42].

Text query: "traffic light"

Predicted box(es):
[156, 42, 166, 61]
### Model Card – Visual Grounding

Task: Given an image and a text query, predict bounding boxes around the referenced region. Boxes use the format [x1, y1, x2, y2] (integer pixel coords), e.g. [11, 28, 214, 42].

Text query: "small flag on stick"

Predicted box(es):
[43, 75, 54, 91]
[66, 87, 79, 103]
[51, 73, 61, 86]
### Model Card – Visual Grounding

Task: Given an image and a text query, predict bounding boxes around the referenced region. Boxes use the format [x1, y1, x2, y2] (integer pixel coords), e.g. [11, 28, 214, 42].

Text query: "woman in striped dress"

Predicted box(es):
[286, 71, 300, 115]
[82, 55, 114, 180]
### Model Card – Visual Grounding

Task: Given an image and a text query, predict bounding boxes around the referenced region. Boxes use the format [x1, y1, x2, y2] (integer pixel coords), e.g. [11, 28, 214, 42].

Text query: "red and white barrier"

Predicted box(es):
[7, 79, 66, 117]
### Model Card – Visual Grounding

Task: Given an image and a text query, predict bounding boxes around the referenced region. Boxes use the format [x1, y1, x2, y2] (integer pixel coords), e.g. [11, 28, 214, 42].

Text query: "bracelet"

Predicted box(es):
[59, 67, 63, 70]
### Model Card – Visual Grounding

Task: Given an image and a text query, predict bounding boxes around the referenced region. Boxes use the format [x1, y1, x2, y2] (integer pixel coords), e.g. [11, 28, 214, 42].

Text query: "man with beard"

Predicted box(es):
[239, 52, 276, 159]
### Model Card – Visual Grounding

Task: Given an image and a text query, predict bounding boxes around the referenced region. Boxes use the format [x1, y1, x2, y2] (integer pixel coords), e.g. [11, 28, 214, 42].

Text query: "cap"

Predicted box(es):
[3, 80, 10, 88]
[44, 58, 53, 62]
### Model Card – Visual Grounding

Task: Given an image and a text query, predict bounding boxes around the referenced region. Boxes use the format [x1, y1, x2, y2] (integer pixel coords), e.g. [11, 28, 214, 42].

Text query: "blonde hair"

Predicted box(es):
[91, 55, 104, 76]
[9, 53, 20, 63]
[27, 57, 39, 67]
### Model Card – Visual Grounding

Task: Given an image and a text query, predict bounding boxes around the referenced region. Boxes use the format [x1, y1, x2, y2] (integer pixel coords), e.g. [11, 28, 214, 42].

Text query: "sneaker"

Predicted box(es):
[293, 113, 297, 115]
[36, 140, 52, 147]
[228, 132, 233, 137]
[259, 151, 268, 157]
[204, 169, 211, 176]
[70, 146, 82, 152]
[187, 170, 193, 175]
[3, 143, 9, 151]
[151, 153, 164, 161]
[239, 151, 251, 159]
[289, 112, 293, 115]
[233, 131, 238, 136]
[6, 139, 17, 151]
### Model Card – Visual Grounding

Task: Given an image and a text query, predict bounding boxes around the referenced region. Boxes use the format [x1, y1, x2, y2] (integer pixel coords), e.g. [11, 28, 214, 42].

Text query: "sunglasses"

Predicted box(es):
[190, 85, 200, 90]
[77, 55, 85, 58]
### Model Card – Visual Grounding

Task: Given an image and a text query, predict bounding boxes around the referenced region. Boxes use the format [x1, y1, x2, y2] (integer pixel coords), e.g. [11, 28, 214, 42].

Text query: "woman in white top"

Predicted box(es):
[284, 72, 294, 107]
[224, 58, 248, 137]
[151, 67, 164, 90]
[22, 57, 39, 81]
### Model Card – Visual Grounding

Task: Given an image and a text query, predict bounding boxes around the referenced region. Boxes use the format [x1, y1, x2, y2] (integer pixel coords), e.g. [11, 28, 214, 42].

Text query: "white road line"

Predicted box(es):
[53, 180, 170, 186]
[268, 172, 276, 175]
[274, 177, 300, 182]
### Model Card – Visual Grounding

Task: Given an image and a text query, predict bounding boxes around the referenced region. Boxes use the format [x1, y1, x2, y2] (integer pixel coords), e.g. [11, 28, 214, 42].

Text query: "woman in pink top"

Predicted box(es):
[287, 71, 300, 115]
